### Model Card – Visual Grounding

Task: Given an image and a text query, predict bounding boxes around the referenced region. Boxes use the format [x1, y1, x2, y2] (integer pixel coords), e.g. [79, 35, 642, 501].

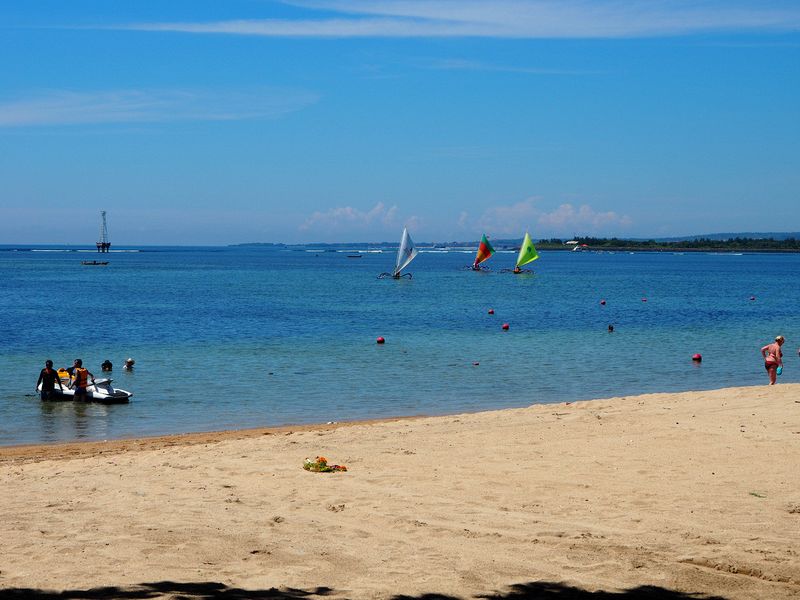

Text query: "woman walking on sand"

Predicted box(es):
[761, 335, 785, 385]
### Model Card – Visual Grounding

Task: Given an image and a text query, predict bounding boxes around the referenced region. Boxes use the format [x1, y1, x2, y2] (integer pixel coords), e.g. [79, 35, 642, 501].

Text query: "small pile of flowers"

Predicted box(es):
[303, 456, 347, 473]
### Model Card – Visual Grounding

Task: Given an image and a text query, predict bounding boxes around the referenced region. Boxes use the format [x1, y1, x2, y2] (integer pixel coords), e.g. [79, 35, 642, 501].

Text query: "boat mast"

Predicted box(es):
[96, 210, 111, 253]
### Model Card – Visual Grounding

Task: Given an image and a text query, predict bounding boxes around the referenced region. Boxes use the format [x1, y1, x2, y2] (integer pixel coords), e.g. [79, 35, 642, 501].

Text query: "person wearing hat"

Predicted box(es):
[123, 358, 135, 371]
[36, 359, 64, 400]
[761, 335, 785, 385]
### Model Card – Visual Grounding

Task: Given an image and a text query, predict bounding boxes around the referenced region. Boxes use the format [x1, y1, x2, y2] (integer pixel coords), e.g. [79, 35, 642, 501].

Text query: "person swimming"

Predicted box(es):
[123, 358, 135, 371]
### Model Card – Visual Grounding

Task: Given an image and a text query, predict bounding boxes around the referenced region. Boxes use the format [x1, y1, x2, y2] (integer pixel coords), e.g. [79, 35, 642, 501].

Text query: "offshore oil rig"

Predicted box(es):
[96, 210, 111, 253]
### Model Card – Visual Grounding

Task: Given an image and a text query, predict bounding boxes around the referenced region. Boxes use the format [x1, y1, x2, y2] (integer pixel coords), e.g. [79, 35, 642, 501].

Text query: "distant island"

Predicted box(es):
[233, 233, 800, 252]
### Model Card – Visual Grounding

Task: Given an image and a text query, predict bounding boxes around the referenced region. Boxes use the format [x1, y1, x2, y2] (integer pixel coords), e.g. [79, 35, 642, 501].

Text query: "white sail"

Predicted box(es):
[393, 227, 418, 276]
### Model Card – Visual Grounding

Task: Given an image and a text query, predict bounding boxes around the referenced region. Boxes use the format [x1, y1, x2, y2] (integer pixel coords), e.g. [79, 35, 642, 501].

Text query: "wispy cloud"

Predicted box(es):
[462, 197, 631, 235]
[426, 58, 602, 76]
[117, 1, 800, 39]
[301, 202, 411, 232]
[0, 88, 319, 127]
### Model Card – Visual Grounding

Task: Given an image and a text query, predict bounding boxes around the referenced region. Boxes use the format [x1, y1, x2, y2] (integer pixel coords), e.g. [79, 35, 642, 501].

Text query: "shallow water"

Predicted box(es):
[1, 245, 798, 446]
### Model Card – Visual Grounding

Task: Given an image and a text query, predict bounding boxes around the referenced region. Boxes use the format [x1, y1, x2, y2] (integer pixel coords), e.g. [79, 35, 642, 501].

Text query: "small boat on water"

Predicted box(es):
[470, 234, 495, 271]
[81, 260, 109, 266]
[378, 228, 418, 278]
[511, 232, 539, 273]
[38, 370, 132, 404]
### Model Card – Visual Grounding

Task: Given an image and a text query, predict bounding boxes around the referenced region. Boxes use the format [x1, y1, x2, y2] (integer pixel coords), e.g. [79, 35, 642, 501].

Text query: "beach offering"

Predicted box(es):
[303, 456, 347, 473]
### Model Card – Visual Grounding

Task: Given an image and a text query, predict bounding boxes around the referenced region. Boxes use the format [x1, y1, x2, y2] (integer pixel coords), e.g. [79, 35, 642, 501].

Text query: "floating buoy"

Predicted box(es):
[600, 300, 606, 306]
[473, 362, 480, 366]
[692, 353, 702, 362]
[376, 336, 385, 344]
[750, 296, 756, 301]
[641, 298, 647, 302]
[501, 323, 510, 331]
[488, 309, 495, 315]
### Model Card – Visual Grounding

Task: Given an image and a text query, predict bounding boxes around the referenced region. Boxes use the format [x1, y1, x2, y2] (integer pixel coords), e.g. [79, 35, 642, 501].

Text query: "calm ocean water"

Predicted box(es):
[1, 245, 798, 446]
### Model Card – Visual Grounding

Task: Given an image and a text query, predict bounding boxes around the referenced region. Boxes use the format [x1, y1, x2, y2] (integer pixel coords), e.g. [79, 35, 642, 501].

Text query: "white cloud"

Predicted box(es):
[0, 88, 319, 127]
[465, 197, 631, 236]
[474, 198, 541, 234]
[537, 203, 632, 233]
[118, 1, 800, 38]
[300, 201, 405, 231]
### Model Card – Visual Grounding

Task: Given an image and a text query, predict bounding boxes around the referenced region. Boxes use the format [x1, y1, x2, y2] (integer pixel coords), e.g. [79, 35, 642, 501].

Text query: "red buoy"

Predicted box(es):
[488, 309, 495, 315]
[692, 353, 702, 362]
[376, 336, 385, 344]
[501, 323, 510, 331]
[600, 299, 606, 305]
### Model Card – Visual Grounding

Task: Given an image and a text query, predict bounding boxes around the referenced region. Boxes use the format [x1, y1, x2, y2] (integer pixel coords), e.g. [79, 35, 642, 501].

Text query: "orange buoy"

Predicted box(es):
[692, 353, 702, 362]
[376, 336, 385, 344]
[501, 323, 510, 331]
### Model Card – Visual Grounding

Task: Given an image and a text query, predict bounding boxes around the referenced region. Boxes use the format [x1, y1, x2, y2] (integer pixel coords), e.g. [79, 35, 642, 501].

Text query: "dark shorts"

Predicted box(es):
[40, 390, 58, 401]
[73, 386, 88, 399]
[765, 362, 777, 372]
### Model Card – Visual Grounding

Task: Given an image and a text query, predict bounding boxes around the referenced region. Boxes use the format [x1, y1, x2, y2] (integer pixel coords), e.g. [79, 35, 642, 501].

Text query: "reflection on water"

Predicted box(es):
[39, 400, 113, 442]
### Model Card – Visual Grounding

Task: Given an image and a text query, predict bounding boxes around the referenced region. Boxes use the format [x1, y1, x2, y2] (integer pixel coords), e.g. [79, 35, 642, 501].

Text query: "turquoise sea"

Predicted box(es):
[1, 245, 798, 446]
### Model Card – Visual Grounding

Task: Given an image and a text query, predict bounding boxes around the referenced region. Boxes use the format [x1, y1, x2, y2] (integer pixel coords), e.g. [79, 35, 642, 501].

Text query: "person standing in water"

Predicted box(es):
[761, 335, 785, 385]
[36, 360, 64, 400]
[68, 359, 95, 401]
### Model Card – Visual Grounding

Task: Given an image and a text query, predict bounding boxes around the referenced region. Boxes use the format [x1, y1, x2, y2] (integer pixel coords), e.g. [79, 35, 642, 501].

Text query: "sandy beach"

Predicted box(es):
[1, 385, 799, 599]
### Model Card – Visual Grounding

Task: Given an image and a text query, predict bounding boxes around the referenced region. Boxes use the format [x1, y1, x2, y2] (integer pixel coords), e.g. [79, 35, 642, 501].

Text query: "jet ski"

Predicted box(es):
[38, 369, 132, 404]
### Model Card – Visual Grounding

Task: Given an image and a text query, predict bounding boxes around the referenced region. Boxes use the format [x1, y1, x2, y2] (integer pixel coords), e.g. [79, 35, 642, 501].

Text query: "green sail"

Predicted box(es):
[515, 232, 539, 267]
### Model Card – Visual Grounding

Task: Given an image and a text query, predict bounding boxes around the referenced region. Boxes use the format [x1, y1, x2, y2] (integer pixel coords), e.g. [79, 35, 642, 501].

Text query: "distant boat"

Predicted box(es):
[471, 234, 495, 271]
[513, 232, 539, 272]
[81, 260, 109, 266]
[347, 254, 362, 258]
[378, 228, 418, 279]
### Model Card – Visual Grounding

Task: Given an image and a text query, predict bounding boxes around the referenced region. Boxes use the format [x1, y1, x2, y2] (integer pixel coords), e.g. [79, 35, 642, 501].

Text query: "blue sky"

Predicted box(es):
[1, 0, 798, 244]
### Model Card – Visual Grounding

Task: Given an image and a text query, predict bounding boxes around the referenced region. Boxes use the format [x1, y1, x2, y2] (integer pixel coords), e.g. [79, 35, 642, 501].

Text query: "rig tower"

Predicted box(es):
[96, 210, 111, 253]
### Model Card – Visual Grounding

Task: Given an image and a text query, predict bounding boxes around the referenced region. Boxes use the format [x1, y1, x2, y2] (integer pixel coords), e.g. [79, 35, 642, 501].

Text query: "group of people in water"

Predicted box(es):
[35, 357, 135, 401]
[33, 340, 794, 401]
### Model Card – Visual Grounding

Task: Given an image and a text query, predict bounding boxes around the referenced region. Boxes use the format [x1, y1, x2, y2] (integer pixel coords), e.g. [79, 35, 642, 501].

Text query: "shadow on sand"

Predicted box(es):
[0, 581, 729, 600]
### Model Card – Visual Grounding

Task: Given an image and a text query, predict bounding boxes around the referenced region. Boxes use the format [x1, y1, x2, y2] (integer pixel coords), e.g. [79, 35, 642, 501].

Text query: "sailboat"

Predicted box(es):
[378, 227, 419, 279]
[508, 232, 539, 273]
[470, 234, 495, 271]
